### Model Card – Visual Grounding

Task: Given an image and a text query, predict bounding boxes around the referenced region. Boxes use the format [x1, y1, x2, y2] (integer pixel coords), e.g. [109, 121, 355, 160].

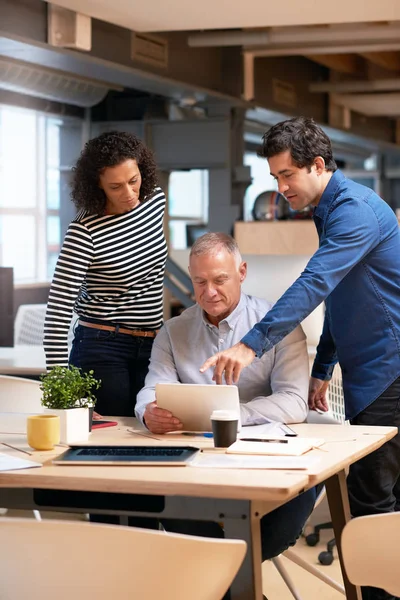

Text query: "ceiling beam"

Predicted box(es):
[333, 92, 400, 116]
[307, 54, 362, 74]
[246, 42, 400, 58]
[360, 51, 400, 71]
[310, 78, 400, 93]
[189, 23, 400, 47]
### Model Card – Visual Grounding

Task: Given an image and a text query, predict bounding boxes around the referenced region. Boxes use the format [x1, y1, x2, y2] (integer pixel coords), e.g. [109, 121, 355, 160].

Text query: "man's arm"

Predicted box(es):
[240, 325, 309, 426]
[135, 327, 181, 430]
[201, 198, 380, 383]
[312, 314, 338, 381]
[309, 315, 338, 412]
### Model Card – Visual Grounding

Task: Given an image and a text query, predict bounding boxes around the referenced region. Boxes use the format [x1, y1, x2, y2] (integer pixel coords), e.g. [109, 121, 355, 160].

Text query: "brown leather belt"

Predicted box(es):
[79, 320, 159, 338]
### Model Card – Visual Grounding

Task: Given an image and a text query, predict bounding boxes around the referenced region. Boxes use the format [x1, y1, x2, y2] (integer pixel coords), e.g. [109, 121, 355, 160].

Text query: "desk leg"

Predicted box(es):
[325, 470, 362, 600]
[223, 509, 263, 600]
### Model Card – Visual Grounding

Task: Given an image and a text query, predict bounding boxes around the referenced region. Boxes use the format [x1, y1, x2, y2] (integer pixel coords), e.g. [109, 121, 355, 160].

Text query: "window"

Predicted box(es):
[168, 169, 208, 249]
[243, 152, 277, 221]
[0, 105, 67, 282]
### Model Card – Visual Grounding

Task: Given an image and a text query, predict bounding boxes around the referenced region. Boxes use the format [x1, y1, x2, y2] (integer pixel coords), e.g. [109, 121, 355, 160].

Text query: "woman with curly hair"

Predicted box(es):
[43, 131, 167, 417]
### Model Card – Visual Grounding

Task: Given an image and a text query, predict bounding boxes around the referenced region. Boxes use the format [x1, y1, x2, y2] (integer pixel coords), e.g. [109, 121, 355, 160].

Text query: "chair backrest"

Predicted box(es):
[14, 304, 47, 346]
[342, 513, 400, 596]
[0, 519, 246, 600]
[14, 303, 78, 347]
[0, 375, 43, 413]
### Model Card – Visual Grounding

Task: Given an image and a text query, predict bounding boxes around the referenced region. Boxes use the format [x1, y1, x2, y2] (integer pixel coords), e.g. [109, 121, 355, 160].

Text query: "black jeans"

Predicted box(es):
[69, 322, 154, 416]
[70, 320, 158, 529]
[163, 486, 317, 557]
[347, 376, 400, 600]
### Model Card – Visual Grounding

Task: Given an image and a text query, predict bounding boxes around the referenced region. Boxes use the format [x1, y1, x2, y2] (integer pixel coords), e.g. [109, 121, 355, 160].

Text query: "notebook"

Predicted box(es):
[226, 438, 325, 457]
[91, 420, 118, 430]
[52, 445, 200, 466]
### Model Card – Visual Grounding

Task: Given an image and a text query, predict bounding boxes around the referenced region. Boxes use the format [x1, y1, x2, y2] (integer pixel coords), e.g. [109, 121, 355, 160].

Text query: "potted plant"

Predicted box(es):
[40, 365, 101, 445]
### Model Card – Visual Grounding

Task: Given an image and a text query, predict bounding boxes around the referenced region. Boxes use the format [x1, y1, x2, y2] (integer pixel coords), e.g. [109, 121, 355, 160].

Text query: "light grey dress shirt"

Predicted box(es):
[135, 293, 309, 426]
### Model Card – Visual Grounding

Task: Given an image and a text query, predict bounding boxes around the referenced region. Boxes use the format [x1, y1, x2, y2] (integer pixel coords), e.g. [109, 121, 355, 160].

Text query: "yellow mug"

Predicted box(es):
[27, 415, 60, 451]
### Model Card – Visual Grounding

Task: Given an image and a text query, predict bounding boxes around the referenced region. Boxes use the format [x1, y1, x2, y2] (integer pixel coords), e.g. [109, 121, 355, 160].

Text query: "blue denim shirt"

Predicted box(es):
[242, 170, 400, 419]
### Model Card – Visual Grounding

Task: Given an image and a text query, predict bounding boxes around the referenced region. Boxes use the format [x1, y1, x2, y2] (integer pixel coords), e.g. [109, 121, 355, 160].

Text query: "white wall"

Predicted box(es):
[170, 250, 323, 347]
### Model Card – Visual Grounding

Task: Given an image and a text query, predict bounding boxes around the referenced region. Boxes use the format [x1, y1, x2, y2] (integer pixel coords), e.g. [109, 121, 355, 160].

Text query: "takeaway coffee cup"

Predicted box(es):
[210, 410, 238, 448]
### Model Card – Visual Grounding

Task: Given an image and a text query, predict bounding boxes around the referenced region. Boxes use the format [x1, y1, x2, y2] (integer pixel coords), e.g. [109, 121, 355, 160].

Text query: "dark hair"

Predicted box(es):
[258, 117, 337, 172]
[71, 131, 158, 213]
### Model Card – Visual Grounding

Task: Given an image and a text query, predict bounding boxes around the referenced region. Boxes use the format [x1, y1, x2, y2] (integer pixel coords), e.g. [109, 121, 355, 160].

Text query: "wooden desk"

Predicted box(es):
[0, 420, 397, 600]
[0, 346, 45, 376]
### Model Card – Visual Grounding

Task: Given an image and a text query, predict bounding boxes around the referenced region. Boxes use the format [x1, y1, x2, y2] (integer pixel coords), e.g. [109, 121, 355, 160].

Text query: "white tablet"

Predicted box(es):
[156, 383, 241, 432]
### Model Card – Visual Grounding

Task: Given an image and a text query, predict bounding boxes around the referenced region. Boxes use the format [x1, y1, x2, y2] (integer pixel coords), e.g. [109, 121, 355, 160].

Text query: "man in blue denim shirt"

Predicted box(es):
[202, 117, 400, 600]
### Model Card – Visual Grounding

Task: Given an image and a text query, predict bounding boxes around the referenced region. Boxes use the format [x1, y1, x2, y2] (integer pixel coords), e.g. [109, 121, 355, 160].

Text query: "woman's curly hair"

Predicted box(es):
[71, 131, 158, 214]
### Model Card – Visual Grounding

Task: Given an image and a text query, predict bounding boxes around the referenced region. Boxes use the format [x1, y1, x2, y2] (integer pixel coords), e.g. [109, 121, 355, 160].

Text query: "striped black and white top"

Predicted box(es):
[43, 187, 167, 368]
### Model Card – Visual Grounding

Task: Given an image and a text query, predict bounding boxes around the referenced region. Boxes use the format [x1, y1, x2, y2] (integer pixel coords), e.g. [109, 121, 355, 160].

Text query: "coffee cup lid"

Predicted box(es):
[210, 409, 238, 421]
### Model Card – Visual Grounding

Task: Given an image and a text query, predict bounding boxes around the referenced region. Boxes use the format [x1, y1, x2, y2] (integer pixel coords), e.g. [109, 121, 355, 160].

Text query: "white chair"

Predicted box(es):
[14, 304, 47, 346]
[0, 376, 43, 520]
[342, 513, 400, 595]
[14, 303, 78, 346]
[0, 518, 246, 600]
[0, 375, 43, 413]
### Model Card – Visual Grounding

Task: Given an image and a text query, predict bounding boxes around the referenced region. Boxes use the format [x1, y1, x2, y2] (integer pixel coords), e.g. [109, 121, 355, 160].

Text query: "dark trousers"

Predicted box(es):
[70, 320, 157, 529]
[347, 376, 400, 600]
[163, 486, 317, 600]
[69, 322, 154, 416]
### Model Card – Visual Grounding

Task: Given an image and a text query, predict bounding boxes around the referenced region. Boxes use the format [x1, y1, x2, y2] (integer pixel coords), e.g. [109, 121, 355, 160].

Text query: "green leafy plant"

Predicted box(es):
[40, 365, 101, 410]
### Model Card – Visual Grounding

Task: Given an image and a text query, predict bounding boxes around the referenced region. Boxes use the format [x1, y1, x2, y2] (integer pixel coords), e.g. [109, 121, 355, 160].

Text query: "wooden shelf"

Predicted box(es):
[234, 221, 319, 255]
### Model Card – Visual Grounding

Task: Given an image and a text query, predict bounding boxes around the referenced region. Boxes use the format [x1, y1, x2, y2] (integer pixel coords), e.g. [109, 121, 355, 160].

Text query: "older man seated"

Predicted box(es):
[136, 233, 317, 572]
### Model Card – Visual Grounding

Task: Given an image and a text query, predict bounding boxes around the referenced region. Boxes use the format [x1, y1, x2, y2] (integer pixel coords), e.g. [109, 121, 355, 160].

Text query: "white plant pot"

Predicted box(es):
[44, 407, 89, 445]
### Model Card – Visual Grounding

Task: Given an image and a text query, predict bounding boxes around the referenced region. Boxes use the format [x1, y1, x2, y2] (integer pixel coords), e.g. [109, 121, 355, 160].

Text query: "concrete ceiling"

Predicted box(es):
[40, 0, 400, 120]
[42, 0, 400, 32]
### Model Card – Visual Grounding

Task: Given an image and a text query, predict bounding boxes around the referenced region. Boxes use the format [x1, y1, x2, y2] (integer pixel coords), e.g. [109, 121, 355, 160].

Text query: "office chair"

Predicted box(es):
[342, 512, 400, 595]
[0, 518, 246, 600]
[14, 303, 77, 346]
[271, 485, 345, 599]
[304, 363, 347, 566]
[267, 365, 347, 599]
[0, 375, 43, 521]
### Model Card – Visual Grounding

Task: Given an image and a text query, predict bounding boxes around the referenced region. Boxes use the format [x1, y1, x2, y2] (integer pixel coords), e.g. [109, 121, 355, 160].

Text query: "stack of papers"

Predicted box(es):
[190, 453, 320, 470]
[240, 422, 296, 438]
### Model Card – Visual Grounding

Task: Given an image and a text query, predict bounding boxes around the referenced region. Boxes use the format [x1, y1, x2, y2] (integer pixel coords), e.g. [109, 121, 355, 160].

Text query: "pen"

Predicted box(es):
[182, 432, 213, 438]
[1, 442, 32, 455]
[240, 438, 289, 444]
[281, 424, 298, 437]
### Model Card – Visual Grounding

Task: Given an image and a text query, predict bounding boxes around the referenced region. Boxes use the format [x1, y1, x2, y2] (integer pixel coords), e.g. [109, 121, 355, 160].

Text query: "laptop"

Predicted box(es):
[156, 383, 241, 432]
[53, 445, 200, 466]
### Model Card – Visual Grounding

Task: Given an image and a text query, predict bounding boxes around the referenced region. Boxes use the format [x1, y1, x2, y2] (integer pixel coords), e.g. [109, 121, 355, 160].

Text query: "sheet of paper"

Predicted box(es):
[0, 452, 42, 472]
[227, 438, 326, 456]
[239, 422, 295, 438]
[190, 453, 320, 470]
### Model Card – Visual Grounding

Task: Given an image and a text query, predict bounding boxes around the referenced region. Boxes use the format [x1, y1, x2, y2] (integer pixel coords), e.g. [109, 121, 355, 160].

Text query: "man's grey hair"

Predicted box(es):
[189, 232, 242, 265]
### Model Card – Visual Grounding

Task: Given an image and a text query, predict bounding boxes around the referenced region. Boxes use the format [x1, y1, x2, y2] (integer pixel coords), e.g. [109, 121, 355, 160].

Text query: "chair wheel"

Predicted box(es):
[318, 550, 334, 565]
[305, 533, 320, 546]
